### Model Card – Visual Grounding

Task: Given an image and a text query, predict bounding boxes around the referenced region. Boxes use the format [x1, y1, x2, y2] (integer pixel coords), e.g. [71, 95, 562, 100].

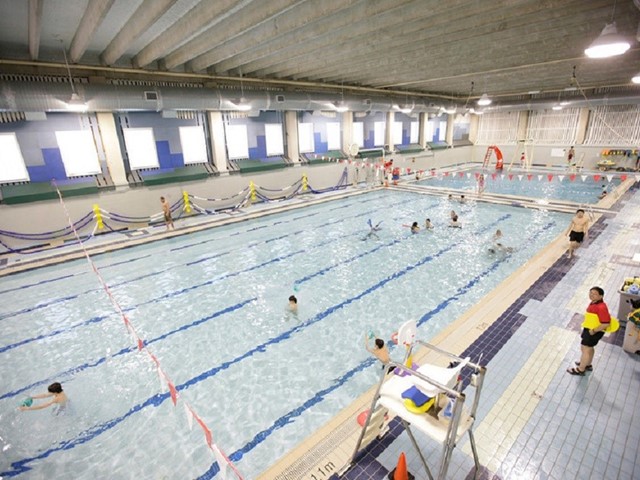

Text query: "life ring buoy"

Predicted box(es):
[356, 409, 389, 426]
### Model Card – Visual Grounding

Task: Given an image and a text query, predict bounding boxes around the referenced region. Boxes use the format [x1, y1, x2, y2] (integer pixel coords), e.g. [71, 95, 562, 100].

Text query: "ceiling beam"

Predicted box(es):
[164, 0, 305, 70]
[252, 0, 581, 80]
[188, 0, 359, 72]
[69, 0, 115, 63]
[28, 0, 43, 60]
[101, 0, 178, 66]
[210, 0, 374, 74]
[133, 0, 248, 68]
[222, 0, 432, 74]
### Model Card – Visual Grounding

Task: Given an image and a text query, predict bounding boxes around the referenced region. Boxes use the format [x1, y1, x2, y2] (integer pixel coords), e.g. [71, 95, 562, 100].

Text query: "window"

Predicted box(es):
[0, 133, 29, 183]
[265, 123, 284, 156]
[55, 130, 102, 177]
[374, 121, 385, 146]
[393, 122, 403, 145]
[225, 124, 249, 160]
[326, 122, 341, 150]
[298, 123, 315, 153]
[352, 122, 364, 147]
[179, 126, 208, 164]
[123, 128, 159, 170]
[410, 121, 419, 143]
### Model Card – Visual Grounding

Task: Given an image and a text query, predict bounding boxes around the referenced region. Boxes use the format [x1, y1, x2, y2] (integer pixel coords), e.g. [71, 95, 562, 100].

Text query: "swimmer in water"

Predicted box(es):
[410, 221, 420, 233]
[19, 382, 67, 412]
[364, 219, 383, 239]
[288, 295, 298, 313]
[424, 218, 434, 229]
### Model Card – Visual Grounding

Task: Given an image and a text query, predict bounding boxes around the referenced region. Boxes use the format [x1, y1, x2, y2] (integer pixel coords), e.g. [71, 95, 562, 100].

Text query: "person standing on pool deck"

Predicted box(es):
[19, 382, 68, 412]
[160, 196, 174, 231]
[567, 146, 575, 165]
[567, 287, 610, 376]
[565, 209, 589, 258]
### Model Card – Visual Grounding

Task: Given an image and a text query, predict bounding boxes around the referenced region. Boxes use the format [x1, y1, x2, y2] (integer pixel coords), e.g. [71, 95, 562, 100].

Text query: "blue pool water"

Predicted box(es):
[0, 190, 571, 479]
[417, 169, 620, 204]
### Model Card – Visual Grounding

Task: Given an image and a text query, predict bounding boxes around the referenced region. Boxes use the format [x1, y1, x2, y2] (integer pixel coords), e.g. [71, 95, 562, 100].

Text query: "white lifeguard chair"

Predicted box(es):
[341, 320, 486, 480]
[508, 138, 534, 171]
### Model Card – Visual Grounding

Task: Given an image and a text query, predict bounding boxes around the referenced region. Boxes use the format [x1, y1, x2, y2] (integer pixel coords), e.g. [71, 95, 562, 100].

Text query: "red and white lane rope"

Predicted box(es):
[52, 181, 243, 480]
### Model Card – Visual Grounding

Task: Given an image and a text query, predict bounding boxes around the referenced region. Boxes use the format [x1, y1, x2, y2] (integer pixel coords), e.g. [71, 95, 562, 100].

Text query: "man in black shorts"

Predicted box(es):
[565, 209, 589, 258]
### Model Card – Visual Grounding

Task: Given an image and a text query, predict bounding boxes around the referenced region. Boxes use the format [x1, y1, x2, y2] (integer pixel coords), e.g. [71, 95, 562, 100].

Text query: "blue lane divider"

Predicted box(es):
[0, 298, 256, 401]
[0, 215, 510, 477]
[196, 220, 558, 479]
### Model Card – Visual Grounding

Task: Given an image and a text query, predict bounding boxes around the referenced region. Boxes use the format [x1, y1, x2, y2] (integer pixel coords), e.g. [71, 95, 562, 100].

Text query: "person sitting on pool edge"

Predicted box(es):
[19, 382, 67, 412]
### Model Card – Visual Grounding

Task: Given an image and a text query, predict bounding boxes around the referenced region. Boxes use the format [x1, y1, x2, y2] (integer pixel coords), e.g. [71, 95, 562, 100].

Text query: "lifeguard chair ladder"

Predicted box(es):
[340, 332, 486, 480]
[508, 139, 534, 171]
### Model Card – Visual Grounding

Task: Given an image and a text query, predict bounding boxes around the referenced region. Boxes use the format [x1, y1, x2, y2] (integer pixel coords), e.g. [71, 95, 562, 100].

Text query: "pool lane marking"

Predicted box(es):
[0, 298, 256, 401]
[0, 216, 512, 477]
[0, 254, 153, 297]
[195, 220, 559, 479]
[1, 211, 507, 393]
[0, 196, 426, 321]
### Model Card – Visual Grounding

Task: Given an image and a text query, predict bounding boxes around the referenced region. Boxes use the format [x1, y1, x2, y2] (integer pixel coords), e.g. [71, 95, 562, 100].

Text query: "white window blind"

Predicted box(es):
[298, 122, 315, 153]
[179, 126, 208, 164]
[410, 121, 419, 143]
[326, 122, 341, 150]
[393, 122, 403, 145]
[226, 124, 249, 160]
[265, 123, 284, 156]
[374, 121, 385, 146]
[527, 108, 579, 145]
[352, 122, 364, 147]
[584, 105, 640, 146]
[476, 112, 520, 145]
[55, 130, 102, 177]
[0, 133, 29, 183]
[123, 128, 159, 170]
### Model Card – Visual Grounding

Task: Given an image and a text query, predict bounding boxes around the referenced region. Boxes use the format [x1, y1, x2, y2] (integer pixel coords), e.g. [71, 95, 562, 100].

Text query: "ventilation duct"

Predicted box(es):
[0, 80, 445, 114]
[1, 80, 639, 114]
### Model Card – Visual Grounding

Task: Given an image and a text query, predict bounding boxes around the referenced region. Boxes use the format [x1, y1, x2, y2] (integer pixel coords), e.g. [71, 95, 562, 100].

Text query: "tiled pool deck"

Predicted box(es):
[320, 182, 640, 480]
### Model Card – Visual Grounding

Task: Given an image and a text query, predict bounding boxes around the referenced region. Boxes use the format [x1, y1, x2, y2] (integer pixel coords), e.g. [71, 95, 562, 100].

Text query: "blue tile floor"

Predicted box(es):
[336, 181, 640, 480]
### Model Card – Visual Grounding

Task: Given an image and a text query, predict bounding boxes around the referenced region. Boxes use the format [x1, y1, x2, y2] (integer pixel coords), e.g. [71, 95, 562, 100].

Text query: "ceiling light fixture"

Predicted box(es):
[61, 42, 87, 112]
[585, 22, 630, 58]
[334, 102, 349, 113]
[477, 93, 492, 106]
[552, 105, 563, 111]
[632, 72, 640, 84]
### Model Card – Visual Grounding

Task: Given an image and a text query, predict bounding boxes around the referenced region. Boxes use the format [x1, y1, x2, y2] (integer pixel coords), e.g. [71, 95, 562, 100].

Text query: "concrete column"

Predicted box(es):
[284, 110, 300, 163]
[385, 111, 394, 150]
[517, 110, 529, 140]
[468, 114, 479, 144]
[96, 112, 127, 187]
[418, 112, 428, 149]
[575, 108, 590, 145]
[445, 114, 454, 146]
[341, 111, 353, 152]
[208, 111, 228, 174]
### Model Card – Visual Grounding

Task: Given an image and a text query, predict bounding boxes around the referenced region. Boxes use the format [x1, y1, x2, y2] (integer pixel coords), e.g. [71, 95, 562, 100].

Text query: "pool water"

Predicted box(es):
[0, 190, 571, 479]
[417, 169, 619, 204]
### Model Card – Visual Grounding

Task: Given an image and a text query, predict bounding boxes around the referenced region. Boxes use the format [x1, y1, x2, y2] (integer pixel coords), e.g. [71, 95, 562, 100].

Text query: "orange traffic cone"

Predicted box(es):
[387, 452, 414, 480]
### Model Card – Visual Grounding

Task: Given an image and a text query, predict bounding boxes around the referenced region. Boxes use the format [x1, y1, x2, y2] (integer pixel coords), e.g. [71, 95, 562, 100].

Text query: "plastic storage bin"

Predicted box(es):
[623, 322, 640, 354]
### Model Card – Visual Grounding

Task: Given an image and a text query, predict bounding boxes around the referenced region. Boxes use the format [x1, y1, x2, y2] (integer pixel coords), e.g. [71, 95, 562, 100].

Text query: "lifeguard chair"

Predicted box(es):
[507, 139, 534, 171]
[341, 320, 486, 480]
[482, 145, 504, 171]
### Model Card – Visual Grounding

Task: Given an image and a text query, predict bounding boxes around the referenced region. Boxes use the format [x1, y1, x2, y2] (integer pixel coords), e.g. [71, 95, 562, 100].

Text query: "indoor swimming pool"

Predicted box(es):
[0, 190, 572, 479]
[417, 169, 620, 204]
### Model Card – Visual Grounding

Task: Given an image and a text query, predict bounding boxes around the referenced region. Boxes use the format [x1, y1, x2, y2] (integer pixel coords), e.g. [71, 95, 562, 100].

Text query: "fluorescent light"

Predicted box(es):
[528, 90, 541, 94]
[552, 105, 563, 111]
[584, 22, 630, 58]
[632, 72, 640, 84]
[477, 93, 492, 106]
[66, 93, 87, 112]
[559, 101, 570, 106]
